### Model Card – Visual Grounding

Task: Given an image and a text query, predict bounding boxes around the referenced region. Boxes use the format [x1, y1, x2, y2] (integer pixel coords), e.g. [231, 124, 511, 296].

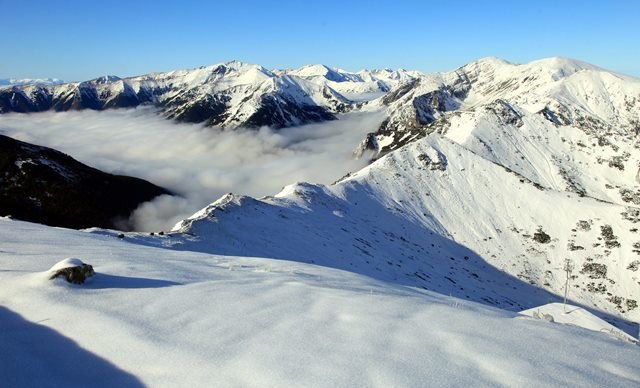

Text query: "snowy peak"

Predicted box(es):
[527, 56, 602, 75]
[92, 75, 122, 84]
[288, 64, 353, 82]
[459, 56, 597, 80]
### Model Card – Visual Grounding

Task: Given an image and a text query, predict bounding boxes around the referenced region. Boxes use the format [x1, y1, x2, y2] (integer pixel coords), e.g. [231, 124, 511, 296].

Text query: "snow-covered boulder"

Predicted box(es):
[47, 258, 95, 284]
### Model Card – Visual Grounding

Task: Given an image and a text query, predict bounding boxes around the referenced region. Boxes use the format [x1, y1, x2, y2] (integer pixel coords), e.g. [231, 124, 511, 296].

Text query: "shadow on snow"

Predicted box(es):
[0, 306, 145, 387]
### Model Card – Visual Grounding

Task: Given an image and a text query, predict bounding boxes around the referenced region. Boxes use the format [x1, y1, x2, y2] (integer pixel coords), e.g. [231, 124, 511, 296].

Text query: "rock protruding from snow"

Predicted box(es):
[48, 258, 95, 284]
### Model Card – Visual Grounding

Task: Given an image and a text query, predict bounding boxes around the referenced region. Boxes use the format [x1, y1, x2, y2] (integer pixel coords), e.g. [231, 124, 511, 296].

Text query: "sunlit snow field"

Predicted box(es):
[0, 217, 638, 387]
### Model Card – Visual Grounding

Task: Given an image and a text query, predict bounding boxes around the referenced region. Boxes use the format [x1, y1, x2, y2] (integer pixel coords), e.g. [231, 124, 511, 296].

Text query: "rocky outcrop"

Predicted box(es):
[0, 134, 170, 230]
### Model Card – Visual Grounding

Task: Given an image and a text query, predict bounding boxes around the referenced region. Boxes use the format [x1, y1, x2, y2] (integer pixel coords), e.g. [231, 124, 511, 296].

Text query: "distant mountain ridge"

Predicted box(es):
[0, 78, 64, 87]
[0, 60, 417, 129]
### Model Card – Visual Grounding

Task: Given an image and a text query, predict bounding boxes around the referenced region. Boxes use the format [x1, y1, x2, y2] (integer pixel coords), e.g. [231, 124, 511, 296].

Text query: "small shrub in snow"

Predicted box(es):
[567, 242, 584, 251]
[580, 263, 607, 279]
[608, 156, 625, 171]
[600, 225, 620, 248]
[576, 220, 591, 231]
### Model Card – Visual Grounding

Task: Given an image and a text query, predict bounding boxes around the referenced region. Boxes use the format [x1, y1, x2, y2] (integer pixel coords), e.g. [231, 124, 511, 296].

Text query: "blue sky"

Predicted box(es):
[2, 0, 639, 81]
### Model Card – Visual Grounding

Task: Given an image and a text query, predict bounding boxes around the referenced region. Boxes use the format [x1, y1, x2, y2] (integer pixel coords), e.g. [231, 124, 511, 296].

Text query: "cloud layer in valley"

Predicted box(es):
[0, 108, 383, 231]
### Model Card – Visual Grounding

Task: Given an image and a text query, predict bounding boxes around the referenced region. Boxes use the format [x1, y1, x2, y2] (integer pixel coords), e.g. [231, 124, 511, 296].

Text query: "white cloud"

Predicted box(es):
[0, 108, 383, 231]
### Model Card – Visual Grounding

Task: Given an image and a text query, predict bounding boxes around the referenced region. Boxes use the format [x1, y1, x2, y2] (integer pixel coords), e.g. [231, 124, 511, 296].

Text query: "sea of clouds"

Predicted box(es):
[0, 107, 383, 231]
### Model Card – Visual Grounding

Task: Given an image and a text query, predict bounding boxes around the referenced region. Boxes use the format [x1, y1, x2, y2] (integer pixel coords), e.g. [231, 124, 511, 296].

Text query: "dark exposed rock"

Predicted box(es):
[487, 99, 523, 127]
[0, 134, 170, 230]
[352, 132, 379, 159]
[381, 79, 418, 105]
[532, 228, 551, 244]
[608, 156, 626, 171]
[244, 93, 335, 129]
[539, 106, 572, 126]
[416, 152, 447, 171]
[576, 220, 591, 231]
[163, 92, 230, 125]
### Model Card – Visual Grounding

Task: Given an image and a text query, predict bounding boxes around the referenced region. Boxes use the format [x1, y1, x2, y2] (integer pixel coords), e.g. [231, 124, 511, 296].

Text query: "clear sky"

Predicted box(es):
[1, 0, 639, 81]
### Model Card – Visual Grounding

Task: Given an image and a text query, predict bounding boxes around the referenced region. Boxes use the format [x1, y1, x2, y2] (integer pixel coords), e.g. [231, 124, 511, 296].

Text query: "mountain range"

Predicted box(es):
[0, 61, 410, 128]
[1, 57, 640, 334]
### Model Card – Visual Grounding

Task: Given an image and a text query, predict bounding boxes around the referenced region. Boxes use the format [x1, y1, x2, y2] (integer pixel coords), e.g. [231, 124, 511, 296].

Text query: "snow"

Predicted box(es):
[47, 257, 87, 272]
[0, 217, 638, 387]
[521, 303, 637, 343]
[3, 56, 640, 385]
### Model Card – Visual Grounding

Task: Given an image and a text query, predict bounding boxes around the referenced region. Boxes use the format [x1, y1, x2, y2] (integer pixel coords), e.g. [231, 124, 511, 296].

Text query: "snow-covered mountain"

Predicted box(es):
[361, 58, 640, 185]
[279, 64, 418, 102]
[360, 58, 637, 149]
[0, 61, 417, 129]
[150, 132, 638, 330]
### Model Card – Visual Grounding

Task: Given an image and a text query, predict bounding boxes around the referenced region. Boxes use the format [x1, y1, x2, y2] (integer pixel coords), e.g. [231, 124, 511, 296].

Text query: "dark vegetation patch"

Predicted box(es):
[600, 225, 620, 249]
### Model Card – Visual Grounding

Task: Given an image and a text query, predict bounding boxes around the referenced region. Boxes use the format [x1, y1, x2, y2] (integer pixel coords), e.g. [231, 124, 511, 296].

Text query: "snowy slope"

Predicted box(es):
[161, 133, 639, 330]
[520, 303, 636, 343]
[355, 57, 640, 208]
[0, 217, 638, 387]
